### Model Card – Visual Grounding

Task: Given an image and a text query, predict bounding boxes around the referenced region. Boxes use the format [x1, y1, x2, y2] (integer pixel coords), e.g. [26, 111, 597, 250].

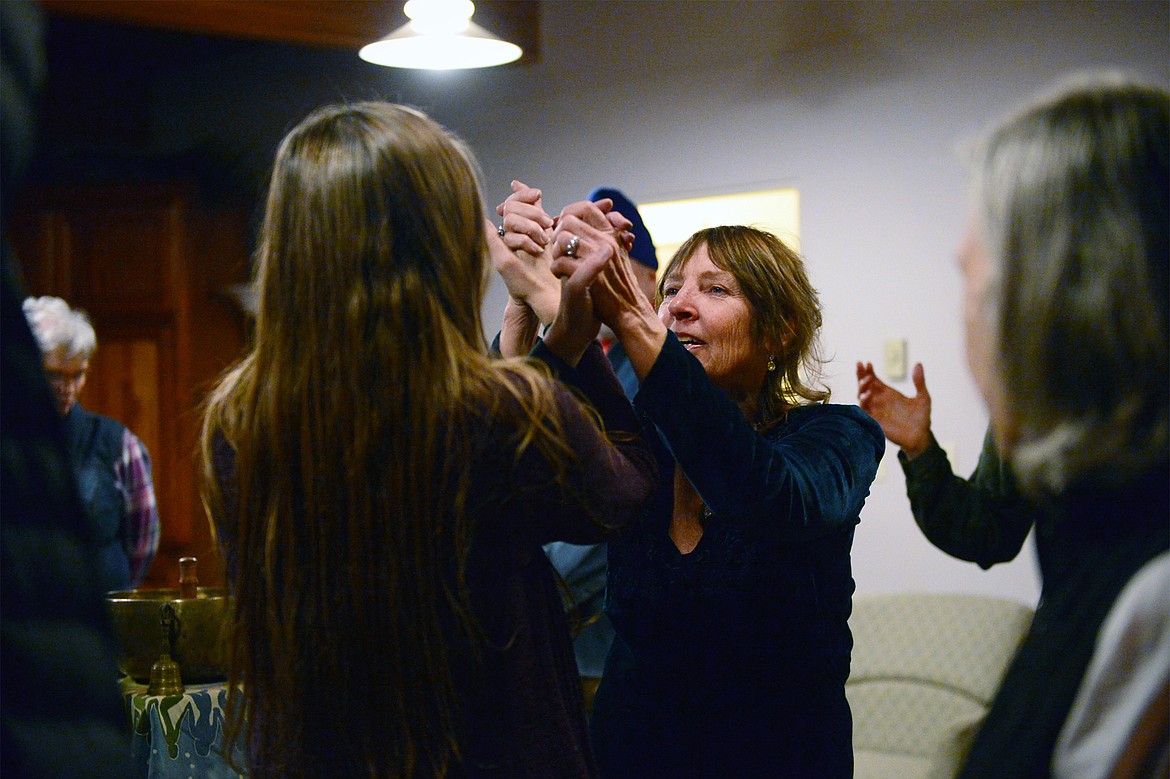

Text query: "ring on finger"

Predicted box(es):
[497, 224, 506, 237]
[564, 234, 581, 257]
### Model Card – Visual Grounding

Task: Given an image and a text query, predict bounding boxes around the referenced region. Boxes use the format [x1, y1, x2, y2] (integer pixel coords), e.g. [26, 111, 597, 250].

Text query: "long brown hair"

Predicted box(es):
[200, 102, 571, 776]
[659, 225, 828, 425]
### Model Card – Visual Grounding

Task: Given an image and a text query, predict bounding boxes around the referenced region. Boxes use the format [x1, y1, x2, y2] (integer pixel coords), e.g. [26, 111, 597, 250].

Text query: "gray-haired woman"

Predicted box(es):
[956, 74, 1168, 777]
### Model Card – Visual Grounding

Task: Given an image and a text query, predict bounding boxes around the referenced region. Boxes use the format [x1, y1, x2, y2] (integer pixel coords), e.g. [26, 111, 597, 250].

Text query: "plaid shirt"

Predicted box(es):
[115, 429, 159, 586]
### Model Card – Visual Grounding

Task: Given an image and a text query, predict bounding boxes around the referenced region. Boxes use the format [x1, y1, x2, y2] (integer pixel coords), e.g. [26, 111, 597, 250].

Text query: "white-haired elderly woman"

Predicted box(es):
[954, 75, 1168, 777]
[23, 296, 159, 591]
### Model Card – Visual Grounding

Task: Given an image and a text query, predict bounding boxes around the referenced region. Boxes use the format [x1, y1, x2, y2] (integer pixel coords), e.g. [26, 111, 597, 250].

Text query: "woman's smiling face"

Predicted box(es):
[658, 244, 770, 402]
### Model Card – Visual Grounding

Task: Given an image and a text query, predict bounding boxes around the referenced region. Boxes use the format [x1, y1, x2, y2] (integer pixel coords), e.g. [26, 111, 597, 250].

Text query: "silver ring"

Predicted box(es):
[497, 224, 506, 237]
[565, 234, 581, 257]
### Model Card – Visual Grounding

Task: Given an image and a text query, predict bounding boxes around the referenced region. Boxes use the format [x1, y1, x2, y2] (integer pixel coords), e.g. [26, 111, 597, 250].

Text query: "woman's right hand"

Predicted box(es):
[551, 201, 640, 322]
[553, 202, 667, 380]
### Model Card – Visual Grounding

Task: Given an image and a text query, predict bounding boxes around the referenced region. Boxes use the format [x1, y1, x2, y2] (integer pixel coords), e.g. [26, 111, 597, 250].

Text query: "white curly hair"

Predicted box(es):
[22, 296, 97, 359]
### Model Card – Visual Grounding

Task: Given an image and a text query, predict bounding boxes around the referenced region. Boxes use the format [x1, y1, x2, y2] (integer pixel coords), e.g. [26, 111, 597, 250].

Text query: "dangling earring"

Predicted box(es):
[766, 356, 776, 372]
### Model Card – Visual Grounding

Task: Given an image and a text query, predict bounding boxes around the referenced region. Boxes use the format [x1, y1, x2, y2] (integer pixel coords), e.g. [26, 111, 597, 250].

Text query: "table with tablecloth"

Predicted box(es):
[122, 677, 245, 778]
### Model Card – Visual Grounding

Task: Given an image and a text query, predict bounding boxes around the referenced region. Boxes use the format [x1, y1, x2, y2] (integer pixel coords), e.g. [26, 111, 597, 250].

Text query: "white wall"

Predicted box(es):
[457, 0, 1167, 607]
[156, 0, 1169, 606]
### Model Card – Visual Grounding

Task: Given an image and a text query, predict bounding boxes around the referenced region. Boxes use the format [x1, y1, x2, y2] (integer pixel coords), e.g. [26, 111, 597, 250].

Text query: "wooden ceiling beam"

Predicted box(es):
[40, 0, 539, 61]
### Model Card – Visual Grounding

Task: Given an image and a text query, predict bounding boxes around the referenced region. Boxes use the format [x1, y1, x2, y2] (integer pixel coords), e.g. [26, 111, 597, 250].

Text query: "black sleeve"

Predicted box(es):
[902, 427, 1036, 568]
[633, 332, 884, 540]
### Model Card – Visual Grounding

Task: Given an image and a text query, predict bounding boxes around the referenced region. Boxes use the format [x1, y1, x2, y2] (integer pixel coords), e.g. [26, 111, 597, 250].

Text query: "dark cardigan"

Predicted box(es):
[900, 428, 1170, 776]
[211, 341, 657, 777]
[592, 332, 885, 779]
[959, 464, 1170, 777]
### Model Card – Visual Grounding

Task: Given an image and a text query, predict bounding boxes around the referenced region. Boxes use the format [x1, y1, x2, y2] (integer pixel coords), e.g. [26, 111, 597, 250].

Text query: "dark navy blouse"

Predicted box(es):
[592, 332, 884, 779]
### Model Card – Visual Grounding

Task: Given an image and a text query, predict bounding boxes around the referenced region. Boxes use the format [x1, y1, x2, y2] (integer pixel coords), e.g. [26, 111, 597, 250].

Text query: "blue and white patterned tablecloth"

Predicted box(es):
[122, 677, 245, 778]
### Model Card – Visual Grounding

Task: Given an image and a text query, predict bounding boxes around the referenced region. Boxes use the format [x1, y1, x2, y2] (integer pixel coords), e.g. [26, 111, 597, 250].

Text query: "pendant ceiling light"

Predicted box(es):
[359, 0, 522, 70]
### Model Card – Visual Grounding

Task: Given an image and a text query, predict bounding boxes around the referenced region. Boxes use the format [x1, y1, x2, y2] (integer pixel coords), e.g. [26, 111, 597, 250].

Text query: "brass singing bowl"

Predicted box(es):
[106, 587, 233, 684]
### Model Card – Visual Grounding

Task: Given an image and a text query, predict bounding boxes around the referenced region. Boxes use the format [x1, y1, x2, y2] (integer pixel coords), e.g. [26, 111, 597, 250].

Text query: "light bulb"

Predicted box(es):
[359, 0, 522, 70]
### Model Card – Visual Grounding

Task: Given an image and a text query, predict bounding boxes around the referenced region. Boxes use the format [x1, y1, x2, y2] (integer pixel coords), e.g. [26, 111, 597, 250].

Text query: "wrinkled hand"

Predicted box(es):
[548, 201, 666, 379]
[539, 201, 630, 364]
[856, 361, 933, 459]
[552, 201, 648, 328]
[581, 195, 636, 254]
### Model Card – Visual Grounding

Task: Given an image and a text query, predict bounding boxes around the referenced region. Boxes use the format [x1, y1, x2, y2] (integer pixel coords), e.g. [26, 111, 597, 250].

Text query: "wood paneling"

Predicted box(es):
[39, 0, 540, 63]
[62, 202, 182, 316]
[9, 183, 250, 589]
[42, 0, 394, 47]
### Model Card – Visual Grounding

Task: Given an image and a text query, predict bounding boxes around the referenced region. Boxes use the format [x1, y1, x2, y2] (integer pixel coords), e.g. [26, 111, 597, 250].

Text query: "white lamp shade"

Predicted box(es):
[359, 20, 522, 70]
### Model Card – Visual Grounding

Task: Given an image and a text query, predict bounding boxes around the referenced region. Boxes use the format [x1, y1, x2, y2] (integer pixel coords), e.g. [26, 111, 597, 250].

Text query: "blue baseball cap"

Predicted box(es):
[587, 187, 658, 270]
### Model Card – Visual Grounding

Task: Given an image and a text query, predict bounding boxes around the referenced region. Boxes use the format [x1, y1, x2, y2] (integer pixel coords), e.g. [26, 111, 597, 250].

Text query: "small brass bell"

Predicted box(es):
[148, 602, 184, 695]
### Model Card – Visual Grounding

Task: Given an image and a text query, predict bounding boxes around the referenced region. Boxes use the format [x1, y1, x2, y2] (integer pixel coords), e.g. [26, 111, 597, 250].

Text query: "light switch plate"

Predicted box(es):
[884, 338, 907, 380]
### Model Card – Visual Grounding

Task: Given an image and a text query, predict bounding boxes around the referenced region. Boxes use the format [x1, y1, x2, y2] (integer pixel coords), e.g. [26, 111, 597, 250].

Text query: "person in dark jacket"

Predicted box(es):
[544, 186, 660, 711]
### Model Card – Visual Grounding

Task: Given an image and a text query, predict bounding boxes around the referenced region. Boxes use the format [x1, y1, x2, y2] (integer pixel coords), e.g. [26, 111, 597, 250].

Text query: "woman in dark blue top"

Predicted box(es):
[497, 195, 884, 778]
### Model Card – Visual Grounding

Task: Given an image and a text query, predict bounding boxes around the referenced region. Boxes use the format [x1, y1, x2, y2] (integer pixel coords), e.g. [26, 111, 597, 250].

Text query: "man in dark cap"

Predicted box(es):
[545, 186, 659, 711]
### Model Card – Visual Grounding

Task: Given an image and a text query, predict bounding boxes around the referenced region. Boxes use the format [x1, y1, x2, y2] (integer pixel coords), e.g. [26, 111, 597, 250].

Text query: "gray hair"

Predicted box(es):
[968, 73, 1169, 495]
[22, 296, 97, 359]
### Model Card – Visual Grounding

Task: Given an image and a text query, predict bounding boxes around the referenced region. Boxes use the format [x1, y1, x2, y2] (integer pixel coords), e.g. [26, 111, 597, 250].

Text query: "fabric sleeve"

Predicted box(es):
[543, 541, 607, 609]
[529, 338, 644, 438]
[513, 339, 658, 545]
[1052, 552, 1170, 779]
[116, 429, 160, 586]
[632, 332, 884, 540]
[901, 428, 1034, 568]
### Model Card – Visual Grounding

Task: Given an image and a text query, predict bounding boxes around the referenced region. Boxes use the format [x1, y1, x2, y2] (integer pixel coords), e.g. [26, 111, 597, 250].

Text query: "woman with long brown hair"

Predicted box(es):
[199, 102, 655, 777]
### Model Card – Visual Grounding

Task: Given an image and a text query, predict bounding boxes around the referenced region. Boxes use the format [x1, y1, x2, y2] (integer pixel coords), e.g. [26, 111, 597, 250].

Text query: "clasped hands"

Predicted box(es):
[486, 180, 648, 364]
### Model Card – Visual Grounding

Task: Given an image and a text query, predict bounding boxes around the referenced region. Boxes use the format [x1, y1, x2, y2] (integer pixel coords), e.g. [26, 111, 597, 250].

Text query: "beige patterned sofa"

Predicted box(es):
[847, 593, 1035, 779]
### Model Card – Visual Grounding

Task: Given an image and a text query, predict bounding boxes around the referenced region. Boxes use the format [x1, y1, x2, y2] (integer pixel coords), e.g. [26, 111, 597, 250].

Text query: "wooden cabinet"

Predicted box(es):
[8, 183, 251, 588]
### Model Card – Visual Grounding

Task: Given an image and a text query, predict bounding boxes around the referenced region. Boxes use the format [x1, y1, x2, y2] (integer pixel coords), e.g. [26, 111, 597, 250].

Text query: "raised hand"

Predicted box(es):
[539, 201, 627, 365]
[589, 196, 636, 255]
[492, 180, 559, 325]
[856, 361, 933, 459]
[550, 201, 666, 378]
[571, 196, 635, 248]
[497, 180, 553, 257]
